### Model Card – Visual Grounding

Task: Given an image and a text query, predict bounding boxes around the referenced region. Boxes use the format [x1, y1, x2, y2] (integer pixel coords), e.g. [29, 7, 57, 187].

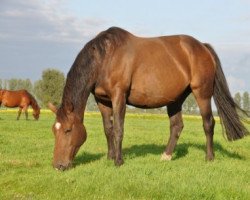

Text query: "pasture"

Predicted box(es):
[0, 110, 249, 199]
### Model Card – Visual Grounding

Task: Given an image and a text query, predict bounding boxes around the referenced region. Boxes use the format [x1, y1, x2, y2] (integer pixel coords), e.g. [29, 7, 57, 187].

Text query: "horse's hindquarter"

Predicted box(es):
[127, 36, 191, 108]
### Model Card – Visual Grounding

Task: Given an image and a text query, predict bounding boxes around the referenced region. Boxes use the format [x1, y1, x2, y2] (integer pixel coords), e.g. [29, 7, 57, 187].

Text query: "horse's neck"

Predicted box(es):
[63, 86, 91, 120]
[30, 97, 39, 111]
[63, 46, 100, 119]
[31, 102, 38, 110]
[62, 77, 95, 120]
[63, 64, 97, 119]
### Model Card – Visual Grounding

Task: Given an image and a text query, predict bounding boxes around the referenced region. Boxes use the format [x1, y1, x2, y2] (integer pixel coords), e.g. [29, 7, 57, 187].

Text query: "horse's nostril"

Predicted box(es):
[53, 161, 72, 171]
[59, 165, 66, 171]
[54, 164, 66, 171]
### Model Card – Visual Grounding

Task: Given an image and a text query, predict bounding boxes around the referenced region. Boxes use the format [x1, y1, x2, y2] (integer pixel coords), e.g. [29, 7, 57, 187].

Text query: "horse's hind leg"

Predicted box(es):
[162, 102, 184, 161]
[17, 107, 22, 120]
[96, 99, 115, 160]
[192, 89, 215, 161]
[162, 87, 191, 160]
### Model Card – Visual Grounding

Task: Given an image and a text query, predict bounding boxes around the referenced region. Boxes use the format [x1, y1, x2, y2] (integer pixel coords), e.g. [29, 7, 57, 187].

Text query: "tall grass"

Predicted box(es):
[0, 110, 249, 199]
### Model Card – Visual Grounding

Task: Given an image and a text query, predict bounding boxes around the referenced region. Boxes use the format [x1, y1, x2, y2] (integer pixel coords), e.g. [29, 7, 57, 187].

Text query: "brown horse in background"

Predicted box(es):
[49, 27, 249, 170]
[0, 89, 40, 120]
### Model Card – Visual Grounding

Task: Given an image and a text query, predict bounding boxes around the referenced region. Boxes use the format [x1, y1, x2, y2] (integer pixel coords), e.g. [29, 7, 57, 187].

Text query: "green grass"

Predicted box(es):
[0, 110, 249, 200]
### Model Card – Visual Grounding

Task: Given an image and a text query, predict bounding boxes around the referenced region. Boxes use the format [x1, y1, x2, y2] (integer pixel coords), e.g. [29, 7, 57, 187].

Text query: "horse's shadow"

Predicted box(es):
[74, 151, 105, 166]
[123, 142, 244, 160]
[73, 141, 244, 166]
[186, 142, 244, 160]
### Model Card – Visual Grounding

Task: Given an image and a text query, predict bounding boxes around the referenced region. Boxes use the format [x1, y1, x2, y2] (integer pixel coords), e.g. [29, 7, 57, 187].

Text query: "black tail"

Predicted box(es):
[204, 43, 249, 141]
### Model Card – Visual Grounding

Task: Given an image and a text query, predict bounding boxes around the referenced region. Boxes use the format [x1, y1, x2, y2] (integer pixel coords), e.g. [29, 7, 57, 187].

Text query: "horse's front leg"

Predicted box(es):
[96, 99, 115, 160]
[23, 106, 28, 120]
[111, 91, 126, 166]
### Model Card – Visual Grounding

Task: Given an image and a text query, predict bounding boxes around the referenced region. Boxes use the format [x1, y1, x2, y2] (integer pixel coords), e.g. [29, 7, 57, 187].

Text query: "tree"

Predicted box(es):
[242, 91, 250, 112]
[23, 79, 33, 92]
[0, 79, 2, 89]
[3, 80, 8, 89]
[183, 94, 198, 114]
[33, 80, 44, 106]
[8, 78, 33, 92]
[8, 79, 19, 90]
[234, 92, 241, 108]
[34, 69, 65, 107]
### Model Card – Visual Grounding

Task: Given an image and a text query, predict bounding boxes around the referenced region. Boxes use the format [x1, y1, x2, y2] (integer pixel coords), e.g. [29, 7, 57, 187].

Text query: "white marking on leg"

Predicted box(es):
[160, 153, 172, 161]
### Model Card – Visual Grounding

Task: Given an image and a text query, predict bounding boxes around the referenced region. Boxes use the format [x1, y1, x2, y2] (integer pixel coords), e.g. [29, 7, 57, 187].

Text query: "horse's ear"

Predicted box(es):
[48, 102, 57, 114]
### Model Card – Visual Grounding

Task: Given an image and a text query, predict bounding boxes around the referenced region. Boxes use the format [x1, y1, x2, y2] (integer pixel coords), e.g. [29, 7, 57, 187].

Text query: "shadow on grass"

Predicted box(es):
[123, 144, 165, 158]
[184, 142, 245, 160]
[123, 142, 245, 160]
[74, 151, 105, 166]
[72, 142, 244, 166]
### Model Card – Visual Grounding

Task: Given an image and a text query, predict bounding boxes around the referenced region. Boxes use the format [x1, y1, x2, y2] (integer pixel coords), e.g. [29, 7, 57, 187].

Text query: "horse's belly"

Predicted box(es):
[127, 65, 190, 107]
[127, 92, 169, 108]
[127, 85, 184, 108]
[2, 100, 18, 107]
[2, 96, 22, 108]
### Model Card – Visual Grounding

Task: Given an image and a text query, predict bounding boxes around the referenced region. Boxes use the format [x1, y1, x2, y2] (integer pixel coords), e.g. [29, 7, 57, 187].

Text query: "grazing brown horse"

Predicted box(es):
[49, 27, 249, 170]
[0, 89, 40, 120]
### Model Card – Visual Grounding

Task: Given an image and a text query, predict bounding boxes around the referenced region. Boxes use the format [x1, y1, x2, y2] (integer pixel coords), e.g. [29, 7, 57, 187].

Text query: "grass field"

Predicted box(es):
[0, 110, 249, 200]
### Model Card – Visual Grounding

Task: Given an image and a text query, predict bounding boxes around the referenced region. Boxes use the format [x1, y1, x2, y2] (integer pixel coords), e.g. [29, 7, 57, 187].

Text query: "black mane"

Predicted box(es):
[58, 27, 128, 118]
[28, 92, 40, 110]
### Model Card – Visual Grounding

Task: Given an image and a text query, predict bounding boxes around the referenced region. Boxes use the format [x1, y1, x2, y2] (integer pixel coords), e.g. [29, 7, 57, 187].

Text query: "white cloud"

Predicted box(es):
[0, 0, 109, 44]
[0, 0, 111, 81]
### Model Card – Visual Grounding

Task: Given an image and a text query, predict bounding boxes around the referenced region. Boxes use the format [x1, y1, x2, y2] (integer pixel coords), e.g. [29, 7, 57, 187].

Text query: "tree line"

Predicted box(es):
[234, 92, 250, 112]
[1, 68, 249, 114]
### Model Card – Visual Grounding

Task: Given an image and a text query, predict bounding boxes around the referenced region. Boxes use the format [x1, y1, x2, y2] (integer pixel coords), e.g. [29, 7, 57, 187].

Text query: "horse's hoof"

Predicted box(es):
[161, 153, 172, 161]
[114, 159, 124, 166]
[205, 154, 214, 161]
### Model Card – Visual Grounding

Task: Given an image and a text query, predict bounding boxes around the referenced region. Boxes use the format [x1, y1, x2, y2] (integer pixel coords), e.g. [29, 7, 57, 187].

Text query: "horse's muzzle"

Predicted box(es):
[53, 162, 72, 171]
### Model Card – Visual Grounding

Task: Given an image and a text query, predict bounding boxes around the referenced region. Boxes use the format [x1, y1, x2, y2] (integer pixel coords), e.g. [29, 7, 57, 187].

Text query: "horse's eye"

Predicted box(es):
[64, 129, 72, 134]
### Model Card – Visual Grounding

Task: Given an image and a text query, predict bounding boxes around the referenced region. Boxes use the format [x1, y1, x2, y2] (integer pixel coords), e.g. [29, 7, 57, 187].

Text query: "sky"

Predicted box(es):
[0, 0, 250, 94]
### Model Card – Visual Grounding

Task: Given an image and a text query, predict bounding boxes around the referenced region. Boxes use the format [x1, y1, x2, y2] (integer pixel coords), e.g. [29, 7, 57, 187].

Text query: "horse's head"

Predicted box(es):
[48, 103, 87, 171]
[33, 107, 40, 120]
